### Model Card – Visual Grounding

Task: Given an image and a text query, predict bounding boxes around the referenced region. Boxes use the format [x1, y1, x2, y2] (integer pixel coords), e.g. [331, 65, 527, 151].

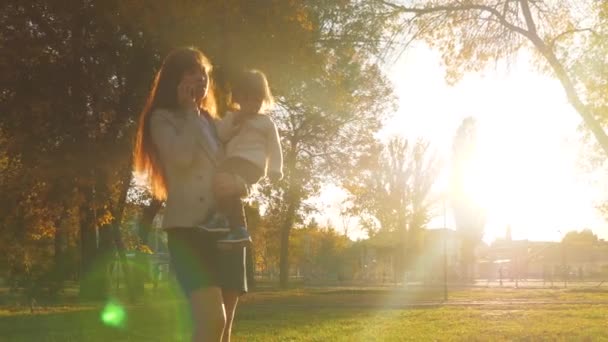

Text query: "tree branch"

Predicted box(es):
[379, 0, 536, 42]
[519, 0, 538, 37]
[381, 1, 608, 156]
[548, 28, 602, 48]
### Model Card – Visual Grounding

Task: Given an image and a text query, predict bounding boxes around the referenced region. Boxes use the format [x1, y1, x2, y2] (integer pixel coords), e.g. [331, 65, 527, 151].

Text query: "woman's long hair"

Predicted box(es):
[133, 47, 217, 200]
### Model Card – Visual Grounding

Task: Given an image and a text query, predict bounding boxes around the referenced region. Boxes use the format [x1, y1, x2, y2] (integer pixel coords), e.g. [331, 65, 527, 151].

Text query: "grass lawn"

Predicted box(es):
[1, 286, 607, 341]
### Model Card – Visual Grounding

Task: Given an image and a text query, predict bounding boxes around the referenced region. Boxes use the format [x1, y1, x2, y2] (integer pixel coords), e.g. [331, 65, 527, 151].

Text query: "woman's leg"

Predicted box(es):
[221, 290, 240, 342]
[189, 286, 226, 342]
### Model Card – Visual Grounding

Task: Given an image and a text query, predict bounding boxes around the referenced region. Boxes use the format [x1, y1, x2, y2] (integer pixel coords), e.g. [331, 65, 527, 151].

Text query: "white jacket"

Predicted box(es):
[149, 108, 219, 229]
[216, 112, 283, 179]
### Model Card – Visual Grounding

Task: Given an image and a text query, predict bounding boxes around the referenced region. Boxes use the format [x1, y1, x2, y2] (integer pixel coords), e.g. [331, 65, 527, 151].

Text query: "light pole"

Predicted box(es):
[443, 192, 448, 301]
[557, 230, 567, 289]
[563, 241, 568, 289]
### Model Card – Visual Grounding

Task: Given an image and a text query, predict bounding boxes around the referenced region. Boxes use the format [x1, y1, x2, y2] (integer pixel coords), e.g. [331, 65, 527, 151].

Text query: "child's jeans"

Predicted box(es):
[216, 157, 263, 229]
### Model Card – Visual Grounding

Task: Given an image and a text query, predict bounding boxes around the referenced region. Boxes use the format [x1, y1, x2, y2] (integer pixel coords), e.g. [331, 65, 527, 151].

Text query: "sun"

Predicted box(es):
[462, 116, 585, 242]
[377, 43, 602, 243]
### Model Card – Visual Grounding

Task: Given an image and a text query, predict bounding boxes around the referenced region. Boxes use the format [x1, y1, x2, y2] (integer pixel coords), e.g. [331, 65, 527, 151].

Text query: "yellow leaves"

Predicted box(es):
[291, 7, 314, 32]
[97, 210, 114, 227]
[137, 244, 153, 254]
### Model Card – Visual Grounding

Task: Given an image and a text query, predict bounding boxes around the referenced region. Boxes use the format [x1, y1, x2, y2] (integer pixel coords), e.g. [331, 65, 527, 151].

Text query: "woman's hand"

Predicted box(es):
[233, 111, 248, 126]
[213, 172, 247, 198]
[177, 78, 199, 113]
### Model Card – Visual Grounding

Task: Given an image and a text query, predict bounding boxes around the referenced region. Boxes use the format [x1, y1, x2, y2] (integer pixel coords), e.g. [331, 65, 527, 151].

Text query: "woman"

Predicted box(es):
[134, 47, 248, 342]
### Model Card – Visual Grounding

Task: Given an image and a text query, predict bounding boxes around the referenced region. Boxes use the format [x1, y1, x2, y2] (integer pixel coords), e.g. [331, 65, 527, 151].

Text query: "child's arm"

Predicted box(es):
[265, 116, 284, 181]
[215, 111, 240, 143]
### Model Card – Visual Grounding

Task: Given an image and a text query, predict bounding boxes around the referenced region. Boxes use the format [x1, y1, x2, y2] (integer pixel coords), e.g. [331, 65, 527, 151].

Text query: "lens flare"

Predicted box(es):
[101, 300, 126, 328]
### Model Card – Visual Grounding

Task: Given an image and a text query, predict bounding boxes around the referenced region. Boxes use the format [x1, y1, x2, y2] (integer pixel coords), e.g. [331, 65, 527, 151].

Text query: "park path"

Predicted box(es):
[239, 288, 608, 309]
[242, 299, 608, 309]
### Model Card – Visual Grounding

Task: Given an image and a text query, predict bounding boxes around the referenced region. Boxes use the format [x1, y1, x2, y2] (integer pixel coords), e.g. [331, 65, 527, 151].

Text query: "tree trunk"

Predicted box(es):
[401, 225, 408, 286]
[243, 205, 260, 291]
[534, 42, 608, 156]
[111, 167, 134, 301]
[246, 245, 256, 291]
[387, 2, 608, 156]
[133, 198, 163, 295]
[279, 193, 299, 289]
[278, 140, 300, 289]
[138, 198, 163, 246]
[68, 0, 108, 301]
[79, 186, 107, 300]
[51, 206, 68, 294]
[516, 0, 608, 156]
[53, 205, 68, 270]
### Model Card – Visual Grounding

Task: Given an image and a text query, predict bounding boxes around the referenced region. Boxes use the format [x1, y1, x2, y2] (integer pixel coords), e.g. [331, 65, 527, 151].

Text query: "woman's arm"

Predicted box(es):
[150, 109, 200, 168]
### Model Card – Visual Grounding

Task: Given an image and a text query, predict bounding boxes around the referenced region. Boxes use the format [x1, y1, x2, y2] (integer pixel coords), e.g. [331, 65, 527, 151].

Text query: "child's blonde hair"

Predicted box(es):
[231, 69, 274, 113]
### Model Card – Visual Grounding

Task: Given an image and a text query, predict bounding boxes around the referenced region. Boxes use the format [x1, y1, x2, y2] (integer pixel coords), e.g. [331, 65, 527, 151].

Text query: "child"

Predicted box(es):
[214, 69, 283, 245]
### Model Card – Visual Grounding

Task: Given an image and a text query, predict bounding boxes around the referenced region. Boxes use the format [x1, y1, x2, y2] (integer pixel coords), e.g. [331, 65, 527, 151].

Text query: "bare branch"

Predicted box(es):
[519, 0, 538, 37]
[380, 0, 608, 156]
[379, 0, 536, 42]
[548, 28, 602, 48]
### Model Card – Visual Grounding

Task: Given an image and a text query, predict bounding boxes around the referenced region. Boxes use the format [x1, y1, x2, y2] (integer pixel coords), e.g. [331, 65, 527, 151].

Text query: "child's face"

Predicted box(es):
[236, 93, 262, 114]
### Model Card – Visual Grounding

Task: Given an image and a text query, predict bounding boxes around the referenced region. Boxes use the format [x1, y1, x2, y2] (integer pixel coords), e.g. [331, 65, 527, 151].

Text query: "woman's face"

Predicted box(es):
[181, 67, 209, 102]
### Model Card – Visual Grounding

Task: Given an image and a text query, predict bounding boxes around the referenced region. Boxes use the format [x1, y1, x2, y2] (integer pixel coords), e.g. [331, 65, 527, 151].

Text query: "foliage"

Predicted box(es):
[344, 136, 440, 235]
[378, 0, 608, 155]
[248, 1, 397, 287]
[0, 1, 397, 294]
[252, 214, 354, 282]
[342, 136, 441, 279]
[562, 229, 599, 245]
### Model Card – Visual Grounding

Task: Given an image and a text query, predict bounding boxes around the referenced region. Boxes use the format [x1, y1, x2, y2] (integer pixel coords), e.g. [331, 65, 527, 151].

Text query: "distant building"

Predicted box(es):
[359, 226, 608, 283]
[357, 228, 461, 283]
[477, 237, 608, 280]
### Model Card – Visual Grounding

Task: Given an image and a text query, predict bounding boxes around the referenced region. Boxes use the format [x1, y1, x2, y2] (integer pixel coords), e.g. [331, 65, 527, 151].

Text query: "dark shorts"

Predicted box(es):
[218, 157, 264, 185]
[166, 228, 248, 296]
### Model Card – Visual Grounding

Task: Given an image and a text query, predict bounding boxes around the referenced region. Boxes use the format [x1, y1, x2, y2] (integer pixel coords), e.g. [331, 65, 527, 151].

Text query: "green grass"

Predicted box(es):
[236, 305, 608, 342]
[1, 286, 608, 341]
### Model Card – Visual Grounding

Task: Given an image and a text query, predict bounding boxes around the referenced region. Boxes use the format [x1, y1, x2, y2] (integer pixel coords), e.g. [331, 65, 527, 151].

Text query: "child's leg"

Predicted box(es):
[215, 157, 263, 229]
[215, 157, 263, 244]
[216, 190, 246, 231]
[216, 183, 251, 244]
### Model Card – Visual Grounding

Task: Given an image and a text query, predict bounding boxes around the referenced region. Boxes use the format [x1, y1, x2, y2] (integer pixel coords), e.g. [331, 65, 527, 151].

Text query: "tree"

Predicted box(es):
[2, 0, 397, 294]
[344, 136, 441, 282]
[599, 202, 608, 222]
[251, 2, 397, 288]
[288, 221, 352, 283]
[1, 2, 121, 298]
[577, 5, 608, 219]
[561, 229, 599, 280]
[562, 229, 599, 245]
[450, 117, 486, 282]
[378, 0, 608, 156]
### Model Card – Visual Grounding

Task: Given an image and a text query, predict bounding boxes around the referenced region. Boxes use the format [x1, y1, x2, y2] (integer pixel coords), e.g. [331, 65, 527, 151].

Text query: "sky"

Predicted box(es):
[312, 43, 607, 244]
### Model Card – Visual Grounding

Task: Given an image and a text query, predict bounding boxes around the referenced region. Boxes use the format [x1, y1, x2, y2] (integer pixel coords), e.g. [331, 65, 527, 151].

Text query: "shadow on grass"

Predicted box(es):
[566, 287, 608, 293]
[0, 297, 191, 342]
